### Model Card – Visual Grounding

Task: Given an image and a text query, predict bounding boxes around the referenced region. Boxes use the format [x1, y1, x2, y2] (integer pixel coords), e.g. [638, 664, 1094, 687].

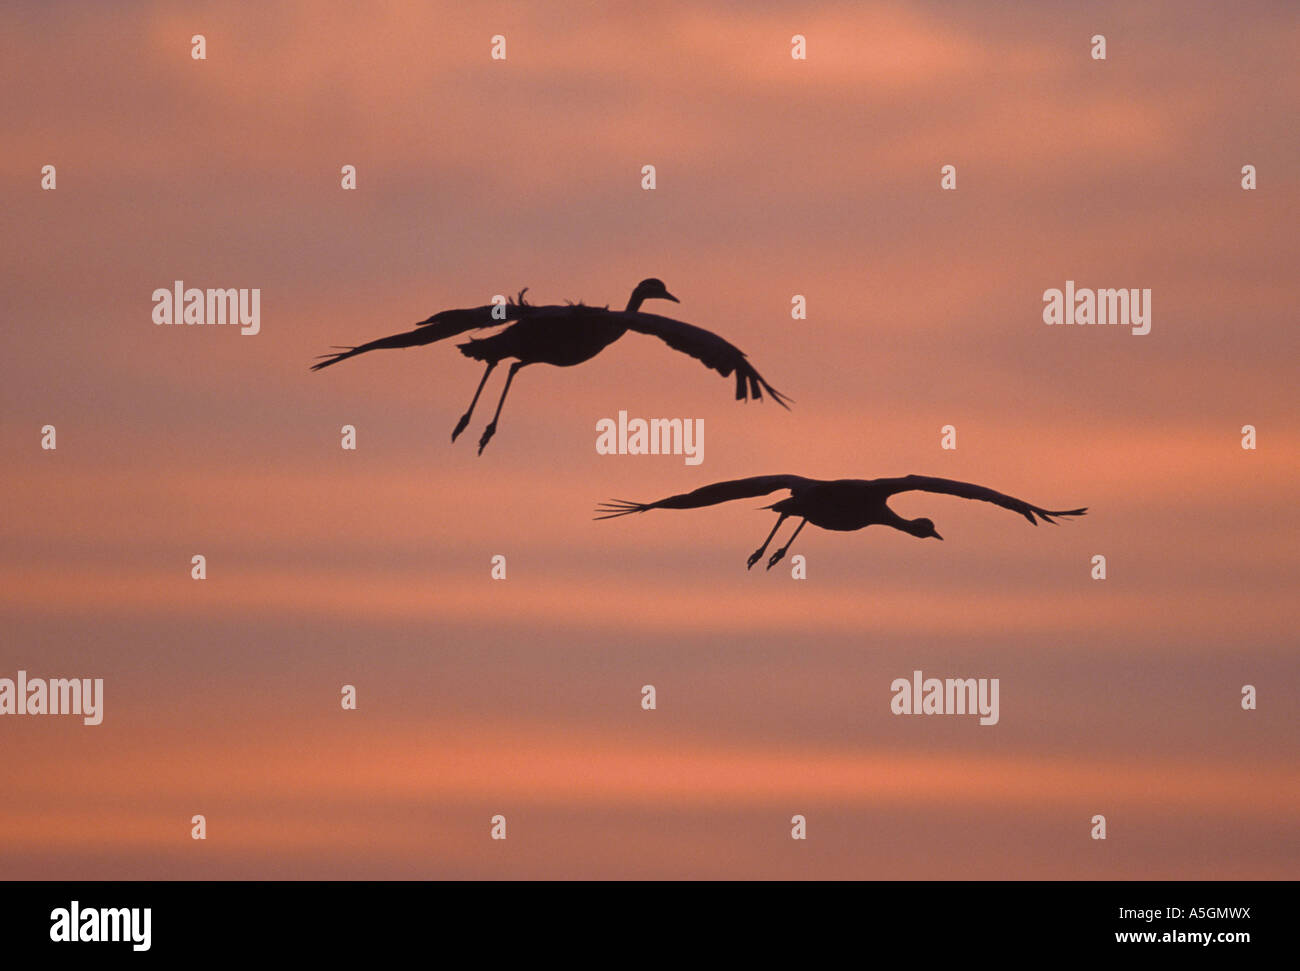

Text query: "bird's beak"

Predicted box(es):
[933, 531, 944, 541]
[664, 290, 679, 303]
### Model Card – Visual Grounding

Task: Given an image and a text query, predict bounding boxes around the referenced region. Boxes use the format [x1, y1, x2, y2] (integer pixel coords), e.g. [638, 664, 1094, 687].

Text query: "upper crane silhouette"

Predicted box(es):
[311, 278, 790, 453]
[597, 474, 1087, 570]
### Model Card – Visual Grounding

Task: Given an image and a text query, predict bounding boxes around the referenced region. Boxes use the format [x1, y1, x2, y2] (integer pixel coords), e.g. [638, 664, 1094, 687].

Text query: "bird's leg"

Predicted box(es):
[453, 361, 497, 442]
[478, 361, 524, 455]
[766, 518, 807, 570]
[747, 514, 788, 570]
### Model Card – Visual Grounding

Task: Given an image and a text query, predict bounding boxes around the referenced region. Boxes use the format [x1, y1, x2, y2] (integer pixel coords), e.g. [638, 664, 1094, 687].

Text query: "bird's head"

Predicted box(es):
[635, 278, 679, 304]
[910, 517, 943, 541]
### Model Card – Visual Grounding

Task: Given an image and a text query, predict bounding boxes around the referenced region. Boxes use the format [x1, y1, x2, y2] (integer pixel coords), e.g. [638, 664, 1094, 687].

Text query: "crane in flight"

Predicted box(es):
[597, 474, 1086, 570]
[311, 278, 790, 453]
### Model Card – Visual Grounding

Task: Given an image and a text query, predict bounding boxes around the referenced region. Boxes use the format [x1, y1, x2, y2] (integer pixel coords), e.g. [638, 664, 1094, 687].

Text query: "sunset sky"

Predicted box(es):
[2, 0, 1297, 879]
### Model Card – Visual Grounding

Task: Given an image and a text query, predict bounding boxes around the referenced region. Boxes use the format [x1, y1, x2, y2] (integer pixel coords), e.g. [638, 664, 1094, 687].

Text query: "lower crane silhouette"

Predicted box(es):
[312, 278, 789, 454]
[597, 474, 1087, 570]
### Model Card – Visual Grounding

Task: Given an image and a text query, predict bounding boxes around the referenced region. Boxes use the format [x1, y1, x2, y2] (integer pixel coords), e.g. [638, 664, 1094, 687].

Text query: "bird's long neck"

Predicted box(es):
[616, 289, 646, 339]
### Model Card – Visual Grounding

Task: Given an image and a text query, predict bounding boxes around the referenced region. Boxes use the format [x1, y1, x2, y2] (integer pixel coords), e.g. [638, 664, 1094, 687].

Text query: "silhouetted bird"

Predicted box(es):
[312, 279, 790, 453]
[597, 474, 1086, 570]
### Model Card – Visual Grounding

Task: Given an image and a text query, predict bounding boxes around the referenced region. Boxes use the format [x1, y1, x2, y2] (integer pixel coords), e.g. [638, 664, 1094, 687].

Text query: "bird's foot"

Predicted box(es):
[451, 414, 471, 442]
[765, 548, 788, 571]
[477, 423, 497, 455]
[746, 550, 763, 570]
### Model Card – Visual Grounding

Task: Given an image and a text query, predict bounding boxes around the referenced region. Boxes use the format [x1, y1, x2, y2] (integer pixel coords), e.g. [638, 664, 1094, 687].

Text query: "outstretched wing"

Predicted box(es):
[311, 290, 534, 371]
[413, 288, 535, 331]
[596, 474, 811, 520]
[610, 311, 792, 408]
[874, 475, 1087, 525]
